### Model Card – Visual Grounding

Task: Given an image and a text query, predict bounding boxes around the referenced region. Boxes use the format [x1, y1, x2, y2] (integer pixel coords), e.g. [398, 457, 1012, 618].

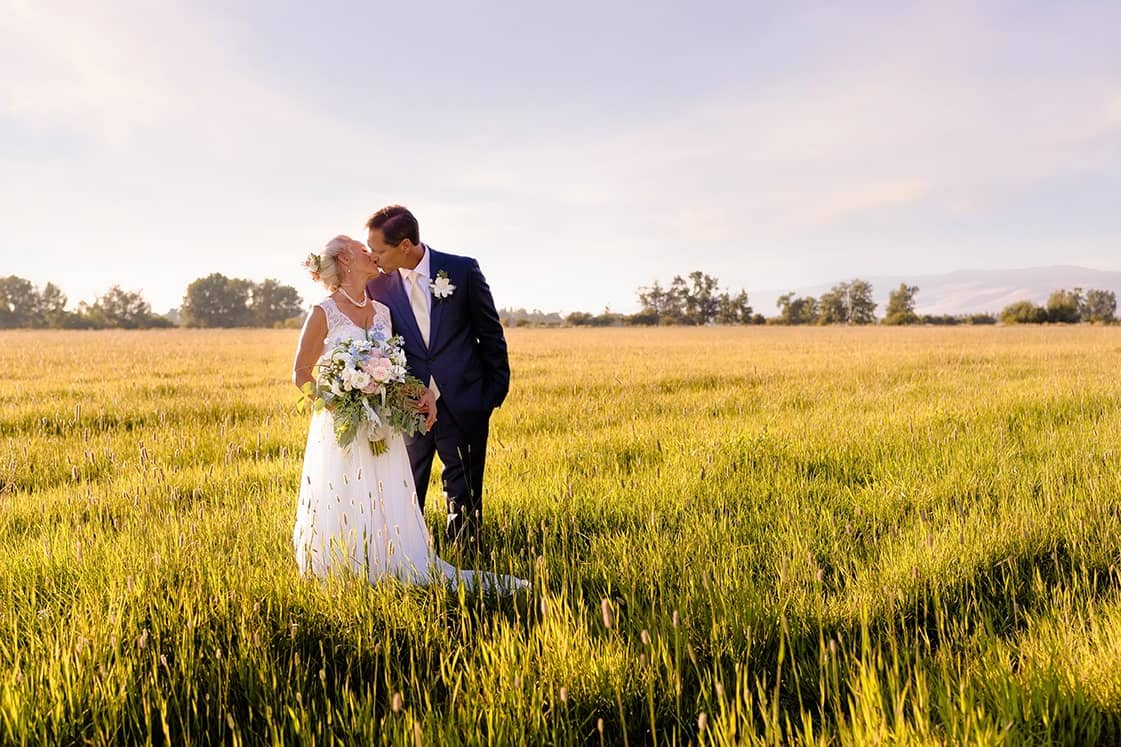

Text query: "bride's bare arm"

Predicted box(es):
[292, 307, 328, 388]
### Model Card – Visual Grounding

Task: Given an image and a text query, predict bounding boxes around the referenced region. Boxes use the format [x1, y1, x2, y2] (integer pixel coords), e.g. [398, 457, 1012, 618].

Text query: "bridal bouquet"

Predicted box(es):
[298, 332, 429, 455]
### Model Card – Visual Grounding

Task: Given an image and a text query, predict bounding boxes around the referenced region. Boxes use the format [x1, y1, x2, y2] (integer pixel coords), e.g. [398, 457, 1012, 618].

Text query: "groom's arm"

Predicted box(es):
[466, 259, 510, 410]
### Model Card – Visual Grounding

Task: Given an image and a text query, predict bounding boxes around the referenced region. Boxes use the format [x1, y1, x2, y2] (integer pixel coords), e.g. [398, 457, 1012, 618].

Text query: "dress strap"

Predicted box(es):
[317, 298, 352, 332]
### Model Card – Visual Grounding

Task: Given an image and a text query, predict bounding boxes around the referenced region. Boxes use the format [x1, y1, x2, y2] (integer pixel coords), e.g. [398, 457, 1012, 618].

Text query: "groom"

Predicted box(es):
[365, 205, 510, 556]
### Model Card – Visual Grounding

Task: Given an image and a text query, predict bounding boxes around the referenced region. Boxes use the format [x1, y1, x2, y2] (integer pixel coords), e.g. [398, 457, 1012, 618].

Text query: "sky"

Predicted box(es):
[2, 0, 1120, 314]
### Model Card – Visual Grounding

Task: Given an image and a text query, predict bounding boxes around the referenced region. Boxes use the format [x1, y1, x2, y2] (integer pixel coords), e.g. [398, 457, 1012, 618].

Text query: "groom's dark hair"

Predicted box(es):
[366, 205, 420, 246]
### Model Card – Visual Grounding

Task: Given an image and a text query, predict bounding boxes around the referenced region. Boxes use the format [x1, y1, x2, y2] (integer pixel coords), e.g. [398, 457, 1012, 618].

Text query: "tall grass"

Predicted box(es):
[2, 326, 1120, 744]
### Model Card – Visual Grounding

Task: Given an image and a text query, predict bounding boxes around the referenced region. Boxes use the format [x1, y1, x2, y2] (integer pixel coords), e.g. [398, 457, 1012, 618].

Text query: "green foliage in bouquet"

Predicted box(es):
[296, 335, 430, 456]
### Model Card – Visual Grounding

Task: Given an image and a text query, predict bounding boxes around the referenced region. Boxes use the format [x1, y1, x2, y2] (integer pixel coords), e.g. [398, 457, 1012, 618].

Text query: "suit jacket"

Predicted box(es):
[367, 247, 510, 433]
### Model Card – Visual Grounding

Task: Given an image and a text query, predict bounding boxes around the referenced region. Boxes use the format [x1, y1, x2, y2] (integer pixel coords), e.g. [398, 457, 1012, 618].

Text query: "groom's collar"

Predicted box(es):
[398, 243, 430, 281]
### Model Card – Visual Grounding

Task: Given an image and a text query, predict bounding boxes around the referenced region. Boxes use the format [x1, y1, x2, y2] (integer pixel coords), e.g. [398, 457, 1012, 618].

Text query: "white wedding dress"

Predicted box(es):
[292, 298, 528, 593]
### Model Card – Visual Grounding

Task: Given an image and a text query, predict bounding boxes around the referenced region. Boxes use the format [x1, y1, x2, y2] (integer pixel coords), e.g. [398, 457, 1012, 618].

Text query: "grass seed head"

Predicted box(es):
[601, 598, 614, 629]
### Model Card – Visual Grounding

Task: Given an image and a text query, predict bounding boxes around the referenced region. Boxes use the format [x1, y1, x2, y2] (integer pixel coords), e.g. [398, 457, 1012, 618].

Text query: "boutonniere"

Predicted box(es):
[430, 269, 456, 299]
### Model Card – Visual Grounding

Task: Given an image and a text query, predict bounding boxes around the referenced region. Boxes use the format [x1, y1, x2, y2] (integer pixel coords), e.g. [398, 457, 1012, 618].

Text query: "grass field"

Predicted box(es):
[3, 326, 1121, 745]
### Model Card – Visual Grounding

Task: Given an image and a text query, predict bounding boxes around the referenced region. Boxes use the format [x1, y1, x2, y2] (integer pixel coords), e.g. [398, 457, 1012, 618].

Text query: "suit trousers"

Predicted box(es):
[404, 399, 489, 554]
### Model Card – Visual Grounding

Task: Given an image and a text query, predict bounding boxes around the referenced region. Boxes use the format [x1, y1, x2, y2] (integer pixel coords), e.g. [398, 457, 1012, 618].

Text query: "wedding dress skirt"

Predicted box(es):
[293, 409, 527, 594]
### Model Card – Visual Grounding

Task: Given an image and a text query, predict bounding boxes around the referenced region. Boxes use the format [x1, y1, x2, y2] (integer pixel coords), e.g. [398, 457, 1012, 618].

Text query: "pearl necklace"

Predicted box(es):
[338, 286, 369, 307]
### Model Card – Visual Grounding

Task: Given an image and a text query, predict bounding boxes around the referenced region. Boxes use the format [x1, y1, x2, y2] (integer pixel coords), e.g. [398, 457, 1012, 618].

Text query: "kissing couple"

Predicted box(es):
[290, 205, 527, 592]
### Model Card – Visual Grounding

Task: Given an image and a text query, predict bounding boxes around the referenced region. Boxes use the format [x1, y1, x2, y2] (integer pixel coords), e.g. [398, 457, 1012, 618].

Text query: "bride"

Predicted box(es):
[290, 235, 527, 593]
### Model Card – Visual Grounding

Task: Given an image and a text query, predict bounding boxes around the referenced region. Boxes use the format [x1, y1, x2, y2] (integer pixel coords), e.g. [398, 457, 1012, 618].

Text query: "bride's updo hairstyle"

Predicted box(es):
[303, 235, 351, 291]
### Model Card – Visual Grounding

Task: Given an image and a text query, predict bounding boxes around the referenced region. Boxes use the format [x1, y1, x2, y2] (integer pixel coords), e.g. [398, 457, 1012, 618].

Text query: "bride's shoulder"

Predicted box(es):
[309, 297, 344, 324]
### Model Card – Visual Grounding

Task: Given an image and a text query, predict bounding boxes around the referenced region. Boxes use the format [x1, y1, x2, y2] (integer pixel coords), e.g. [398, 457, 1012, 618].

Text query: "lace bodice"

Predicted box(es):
[318, 297, 392, 348]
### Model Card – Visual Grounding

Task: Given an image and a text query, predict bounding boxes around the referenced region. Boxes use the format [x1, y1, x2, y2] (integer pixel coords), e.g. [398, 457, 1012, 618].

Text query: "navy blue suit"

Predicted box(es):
[367, 247, 509, 552]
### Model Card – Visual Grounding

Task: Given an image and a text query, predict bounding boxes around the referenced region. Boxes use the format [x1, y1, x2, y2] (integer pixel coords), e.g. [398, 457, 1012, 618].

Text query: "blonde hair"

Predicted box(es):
[305, 235, 353, 291]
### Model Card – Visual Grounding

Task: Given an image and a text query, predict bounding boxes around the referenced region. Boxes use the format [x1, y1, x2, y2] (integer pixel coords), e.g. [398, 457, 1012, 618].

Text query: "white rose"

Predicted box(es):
[431, 275, 456, 298]
[341, 368, 361, 391]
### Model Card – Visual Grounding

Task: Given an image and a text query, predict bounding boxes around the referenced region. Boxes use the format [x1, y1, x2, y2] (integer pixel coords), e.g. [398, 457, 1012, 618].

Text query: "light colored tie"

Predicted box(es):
[408, 270, 430, 346]
[407, 271, 440, 400]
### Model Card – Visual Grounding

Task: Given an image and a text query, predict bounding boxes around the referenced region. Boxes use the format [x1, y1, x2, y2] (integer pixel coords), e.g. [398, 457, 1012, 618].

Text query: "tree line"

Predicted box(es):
[563, 274, 888, 326]
[0, 274, 304, 329]
[772, 281, 999, 326]
[556, 273, 1118, 327]
[559, 271, 762, 327]
[5, 270, 1117, 330]
[997, 288, 1118, 325]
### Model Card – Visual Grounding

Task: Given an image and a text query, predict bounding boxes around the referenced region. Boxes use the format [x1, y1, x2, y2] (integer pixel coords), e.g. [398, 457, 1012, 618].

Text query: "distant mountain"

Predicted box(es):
[753, 266, 1121, 316]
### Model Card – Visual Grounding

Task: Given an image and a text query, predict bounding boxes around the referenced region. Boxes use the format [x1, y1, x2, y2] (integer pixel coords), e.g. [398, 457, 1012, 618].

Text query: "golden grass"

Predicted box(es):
[2, 326, 1121, 744]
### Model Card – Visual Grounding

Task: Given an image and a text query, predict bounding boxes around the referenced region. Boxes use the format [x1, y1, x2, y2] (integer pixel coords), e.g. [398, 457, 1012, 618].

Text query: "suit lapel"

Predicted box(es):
[426, 247, 447, 350]
[384, 272, 426, 350]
